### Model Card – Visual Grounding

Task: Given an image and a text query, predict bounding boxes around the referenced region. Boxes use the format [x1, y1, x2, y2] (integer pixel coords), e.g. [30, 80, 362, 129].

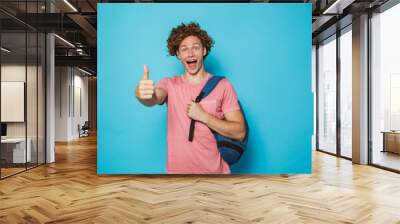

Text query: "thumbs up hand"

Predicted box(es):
[142, 64, 149, 80]
[136, 65, 155, 100]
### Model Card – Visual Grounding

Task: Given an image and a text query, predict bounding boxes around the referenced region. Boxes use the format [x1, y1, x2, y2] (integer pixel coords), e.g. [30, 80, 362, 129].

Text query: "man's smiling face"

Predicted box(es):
[176, 35, 207, 76]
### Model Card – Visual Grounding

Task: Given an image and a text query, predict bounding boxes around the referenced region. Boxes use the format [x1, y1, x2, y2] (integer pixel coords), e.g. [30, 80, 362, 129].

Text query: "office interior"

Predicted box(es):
[1, 0, 97, 179]
[0, 0, 400, 223]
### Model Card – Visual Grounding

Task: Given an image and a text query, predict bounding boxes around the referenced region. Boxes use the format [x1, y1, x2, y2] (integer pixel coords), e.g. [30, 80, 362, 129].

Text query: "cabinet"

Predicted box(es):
[0, 138, 32, 165]
[382, 131, 400, 154]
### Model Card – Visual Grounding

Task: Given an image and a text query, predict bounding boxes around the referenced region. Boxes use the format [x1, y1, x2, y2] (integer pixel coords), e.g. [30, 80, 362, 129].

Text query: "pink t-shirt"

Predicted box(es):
[156, 73, 240, 174]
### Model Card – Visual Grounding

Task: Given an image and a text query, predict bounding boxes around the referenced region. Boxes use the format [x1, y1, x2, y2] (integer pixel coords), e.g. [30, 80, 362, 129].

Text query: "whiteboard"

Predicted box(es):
[1, 82, 25, 122]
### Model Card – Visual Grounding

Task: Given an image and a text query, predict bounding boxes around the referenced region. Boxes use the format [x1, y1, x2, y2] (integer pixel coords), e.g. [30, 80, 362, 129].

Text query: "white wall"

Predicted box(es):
[55, 66, 70, 141]
[1, 65, 26, 135]
[1, 64, 46, 164]
[55, 67, 89, 141]
[1, 65, 41, 137]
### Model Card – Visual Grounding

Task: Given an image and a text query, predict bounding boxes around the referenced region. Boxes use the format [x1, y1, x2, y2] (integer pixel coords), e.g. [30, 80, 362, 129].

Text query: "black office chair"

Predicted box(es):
[78, 121, 90, 138]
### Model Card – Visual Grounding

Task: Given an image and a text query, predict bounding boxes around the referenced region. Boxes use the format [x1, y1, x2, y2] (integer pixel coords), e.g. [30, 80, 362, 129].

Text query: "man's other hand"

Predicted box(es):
[187, 100, 209, 123]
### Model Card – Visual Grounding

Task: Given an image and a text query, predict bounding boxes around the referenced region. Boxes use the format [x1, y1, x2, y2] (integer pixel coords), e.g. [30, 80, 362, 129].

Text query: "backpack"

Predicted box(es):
[188, 76, 249, 165]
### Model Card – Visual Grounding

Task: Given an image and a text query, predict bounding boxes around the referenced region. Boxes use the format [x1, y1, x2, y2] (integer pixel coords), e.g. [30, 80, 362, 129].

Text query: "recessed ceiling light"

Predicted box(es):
[1, 47, 11, 53]
[322, 0, 354, 15]
[54, 34, 75, 48]
[78, 67, 93, 76]
[63, 0, 78, 12]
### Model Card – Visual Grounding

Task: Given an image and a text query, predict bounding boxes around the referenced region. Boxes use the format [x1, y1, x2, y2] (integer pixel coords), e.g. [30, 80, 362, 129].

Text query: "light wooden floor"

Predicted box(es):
[1, 167, 26, 178]
[1, 163, 45, 178]
[1, 135, 400, 224]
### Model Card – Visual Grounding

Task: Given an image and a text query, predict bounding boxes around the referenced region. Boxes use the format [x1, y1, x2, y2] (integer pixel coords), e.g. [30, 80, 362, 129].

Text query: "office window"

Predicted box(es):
[371, 2, 400, 171]
[318, 36, 337, 154]
[339, 28, 352, 158]
[312, 45, 317, 150]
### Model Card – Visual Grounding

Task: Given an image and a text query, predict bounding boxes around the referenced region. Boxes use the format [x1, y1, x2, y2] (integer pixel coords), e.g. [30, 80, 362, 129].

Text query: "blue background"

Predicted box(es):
[98, 3, 312, 174]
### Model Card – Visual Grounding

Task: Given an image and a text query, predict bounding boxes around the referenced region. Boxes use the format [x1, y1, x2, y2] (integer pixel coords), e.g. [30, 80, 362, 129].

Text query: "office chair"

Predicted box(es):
[79, 121, 90, 138]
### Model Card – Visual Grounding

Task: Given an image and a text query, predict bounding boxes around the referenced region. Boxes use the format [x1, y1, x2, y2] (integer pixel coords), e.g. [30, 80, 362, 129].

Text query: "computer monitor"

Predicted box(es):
[1, 123, 7, 137]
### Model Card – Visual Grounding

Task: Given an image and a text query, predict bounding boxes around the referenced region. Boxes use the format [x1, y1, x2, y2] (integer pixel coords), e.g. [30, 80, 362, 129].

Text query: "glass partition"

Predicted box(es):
[1, 30, 28, 177]
[317, 35, 337, 155]
[0, 1, 46, 179]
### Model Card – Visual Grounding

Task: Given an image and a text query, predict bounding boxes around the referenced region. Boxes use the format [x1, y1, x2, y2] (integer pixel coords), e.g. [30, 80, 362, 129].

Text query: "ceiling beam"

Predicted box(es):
[55, 55, 96, 71]
[67, 13, 97, 46]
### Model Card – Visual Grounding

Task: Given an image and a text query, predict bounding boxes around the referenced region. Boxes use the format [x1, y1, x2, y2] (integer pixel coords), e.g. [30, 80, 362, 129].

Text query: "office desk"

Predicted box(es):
[381, 131, 400, 154]
[1, 138, 32, 163]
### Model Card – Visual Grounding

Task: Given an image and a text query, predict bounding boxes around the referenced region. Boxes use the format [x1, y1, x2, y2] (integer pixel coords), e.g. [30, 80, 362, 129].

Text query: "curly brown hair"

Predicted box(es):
[167, 22, 214, 58]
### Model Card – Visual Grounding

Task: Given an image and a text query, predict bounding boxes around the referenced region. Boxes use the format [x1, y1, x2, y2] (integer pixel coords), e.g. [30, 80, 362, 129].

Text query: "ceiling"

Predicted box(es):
[0, 0, 395, 75]
[311, 0, 391, 44]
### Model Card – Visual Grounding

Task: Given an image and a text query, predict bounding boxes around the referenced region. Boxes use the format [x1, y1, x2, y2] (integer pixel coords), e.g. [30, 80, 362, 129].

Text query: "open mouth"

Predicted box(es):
[186, 59, 198, 70]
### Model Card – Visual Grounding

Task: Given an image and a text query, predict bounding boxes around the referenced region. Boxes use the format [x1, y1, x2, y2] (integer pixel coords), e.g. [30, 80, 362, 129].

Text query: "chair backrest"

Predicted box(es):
[82, 121, 90, 129]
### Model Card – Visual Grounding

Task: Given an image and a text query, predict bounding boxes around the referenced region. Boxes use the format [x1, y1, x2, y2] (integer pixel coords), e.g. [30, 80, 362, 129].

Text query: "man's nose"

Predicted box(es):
[188, 48, 194, 56]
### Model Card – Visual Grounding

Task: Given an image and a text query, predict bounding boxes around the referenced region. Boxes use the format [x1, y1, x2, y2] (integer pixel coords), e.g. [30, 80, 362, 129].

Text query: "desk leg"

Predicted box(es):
[382, 133, 386, 153]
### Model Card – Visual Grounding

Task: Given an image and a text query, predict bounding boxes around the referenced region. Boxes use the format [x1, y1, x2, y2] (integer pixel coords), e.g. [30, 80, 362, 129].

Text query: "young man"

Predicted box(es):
[135, 22, 245, 174]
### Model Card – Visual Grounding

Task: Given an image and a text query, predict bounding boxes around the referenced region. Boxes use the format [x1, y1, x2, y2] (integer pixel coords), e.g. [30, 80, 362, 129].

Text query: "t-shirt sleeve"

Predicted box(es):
[155, 77, 169, 105]
[156, 77, 169, 94]
[221, 79, 240, 114]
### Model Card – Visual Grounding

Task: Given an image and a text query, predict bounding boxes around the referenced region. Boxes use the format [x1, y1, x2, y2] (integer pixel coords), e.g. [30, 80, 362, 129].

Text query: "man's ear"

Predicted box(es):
[203, 48, 207, 57]
[176, 51, 181, 60]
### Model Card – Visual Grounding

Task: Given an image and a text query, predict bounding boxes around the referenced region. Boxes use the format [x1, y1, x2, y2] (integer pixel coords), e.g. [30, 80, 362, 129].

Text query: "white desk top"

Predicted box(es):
[1, 138, 28, 143]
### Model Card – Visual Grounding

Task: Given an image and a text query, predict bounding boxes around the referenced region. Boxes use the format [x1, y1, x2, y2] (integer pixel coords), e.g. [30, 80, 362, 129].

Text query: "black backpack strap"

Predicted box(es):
[188, 76, 224, 142]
